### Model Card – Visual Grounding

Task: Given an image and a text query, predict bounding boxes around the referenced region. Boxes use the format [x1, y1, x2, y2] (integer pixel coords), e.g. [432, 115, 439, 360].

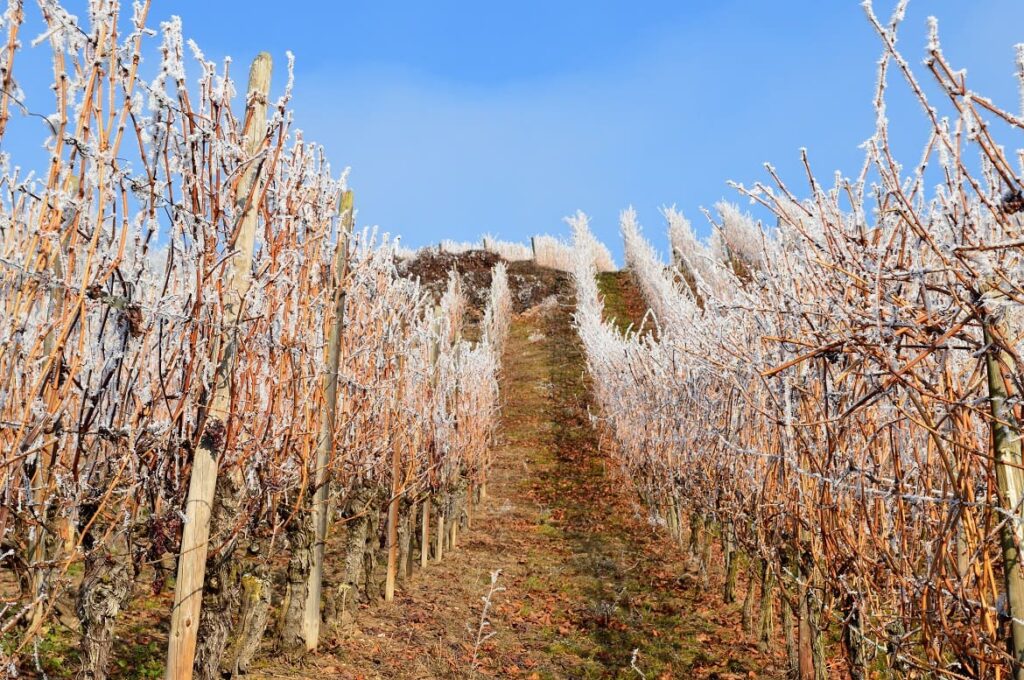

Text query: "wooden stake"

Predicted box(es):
[420, 495, 430, 569]
[302, 189, 353, 648]
[385, 453, 401, 598]
[165, 53, 271, 680]
[982, 284, 1024, 677]
[435, 510, 444, 563]
[384, 491, 400, 600]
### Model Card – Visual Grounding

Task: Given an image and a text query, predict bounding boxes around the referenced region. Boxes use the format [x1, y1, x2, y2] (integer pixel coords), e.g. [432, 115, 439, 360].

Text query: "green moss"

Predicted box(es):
[545, 640, 574, 655]
[536, 523, 564, 539]
[596, 272, 633, 335]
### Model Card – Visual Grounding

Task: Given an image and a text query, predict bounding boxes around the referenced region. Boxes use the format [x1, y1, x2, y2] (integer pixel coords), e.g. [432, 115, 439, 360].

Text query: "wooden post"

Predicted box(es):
[957, 525, 970, 578]
[301, 189, 353, 649]
[165, 53, 271, 680]
[982, 283, 1024, 677]
[435, 509, 444, 563]
[385, 354, 405, 601]
[384, 491, 400, 600]
[420, 495, 430, 568]
[530, 236, 537, 261]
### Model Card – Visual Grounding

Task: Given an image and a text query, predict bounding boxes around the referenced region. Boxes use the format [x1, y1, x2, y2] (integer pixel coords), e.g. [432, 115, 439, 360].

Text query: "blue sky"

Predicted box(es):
[8, 2, 1024, 260]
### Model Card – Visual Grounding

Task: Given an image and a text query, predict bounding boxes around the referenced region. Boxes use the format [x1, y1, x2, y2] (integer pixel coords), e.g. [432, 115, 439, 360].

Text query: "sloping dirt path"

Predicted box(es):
[255, 274, 783, 679]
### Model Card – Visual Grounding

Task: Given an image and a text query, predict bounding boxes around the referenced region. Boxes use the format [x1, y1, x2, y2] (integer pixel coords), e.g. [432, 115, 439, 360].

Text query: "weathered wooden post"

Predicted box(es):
[982, 282, 1024, 678]
[420, 492, 431, 569]
[165, 53, 271, 680]
[385, 352, 406, 601]
[450, 505, 459, 549]
[435, 504, 445, 563]
[300, 189, 353, 648]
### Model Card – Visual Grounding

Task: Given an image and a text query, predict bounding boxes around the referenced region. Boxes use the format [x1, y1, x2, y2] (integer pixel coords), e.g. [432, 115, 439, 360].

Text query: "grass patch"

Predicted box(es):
[114, 639, 164, 679]
[596, 273, 631, 335]
[535, 523, 564, 539]
[1, 625, 80, 678]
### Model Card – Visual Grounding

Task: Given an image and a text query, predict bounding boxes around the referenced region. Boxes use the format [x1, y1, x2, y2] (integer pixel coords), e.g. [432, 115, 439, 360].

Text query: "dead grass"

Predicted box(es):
[251, 270, 784, 679]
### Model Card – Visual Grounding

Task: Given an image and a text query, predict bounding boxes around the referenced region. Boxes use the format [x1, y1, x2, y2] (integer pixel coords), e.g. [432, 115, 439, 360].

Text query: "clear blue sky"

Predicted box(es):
[8, 2, 1024, 260]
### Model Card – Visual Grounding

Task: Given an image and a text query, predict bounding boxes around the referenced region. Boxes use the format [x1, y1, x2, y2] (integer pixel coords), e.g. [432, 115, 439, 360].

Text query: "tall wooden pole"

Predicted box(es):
[165, 53, 271, 680]
[435, 508, 445, 563]
[982, 284, 1024, 678]
[419, 493, 430, 569]
[385, 352, 405, 601]
[301, 189, 353, 648]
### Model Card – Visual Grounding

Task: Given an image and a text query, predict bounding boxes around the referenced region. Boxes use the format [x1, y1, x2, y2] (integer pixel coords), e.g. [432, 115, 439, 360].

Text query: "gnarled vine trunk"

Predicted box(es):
[340, 484, 381, 603]
[397, 499, 414, 583]
[77, 541, 135, 680]
[279, 508, 317, 655]
[194, 471, 246, 680]
[224, 550, 271, 677]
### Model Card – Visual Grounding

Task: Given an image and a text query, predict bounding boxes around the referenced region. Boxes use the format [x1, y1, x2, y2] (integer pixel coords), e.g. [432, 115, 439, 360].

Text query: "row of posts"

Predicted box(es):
[164, 52, 488, 680]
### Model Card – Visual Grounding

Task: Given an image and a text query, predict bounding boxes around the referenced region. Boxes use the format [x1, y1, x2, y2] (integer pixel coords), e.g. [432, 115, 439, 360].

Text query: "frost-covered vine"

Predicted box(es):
[573, 5, 1024, 677]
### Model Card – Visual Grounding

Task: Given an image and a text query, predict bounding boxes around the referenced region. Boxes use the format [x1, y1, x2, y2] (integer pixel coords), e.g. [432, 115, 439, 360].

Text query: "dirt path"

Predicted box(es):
[255, 273, 783, 679]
